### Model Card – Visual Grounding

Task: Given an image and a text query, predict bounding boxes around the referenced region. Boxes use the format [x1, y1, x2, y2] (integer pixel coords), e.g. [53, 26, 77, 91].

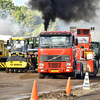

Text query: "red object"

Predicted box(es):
[77, 28, 95, 74]
[38, 31, 77, 74]
[87, 60, 93, 72]
[66, 77, 71, 94]
[76, 63, 81, 71]
[30, 81, 38, 100]
[93, 27, 95, 30]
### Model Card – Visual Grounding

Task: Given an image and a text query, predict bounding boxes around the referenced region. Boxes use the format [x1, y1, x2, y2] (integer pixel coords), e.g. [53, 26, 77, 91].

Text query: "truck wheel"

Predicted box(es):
[24, 69, 27, 73]
[75, 63, 83, 79]
[39, 73, 45, 79]
[20, 69, 23, 73]
[93, 60, 98, 76]
[45, 74, 50, 79]
[6, 68, 9, 73]
[78, 63, 83, 79]
[79, 68, 83, 79]
[15, 69, 18, 73]
[50, 74, 56, 79]
[75, 71, 78, 79]
[11, 69, 14, 73]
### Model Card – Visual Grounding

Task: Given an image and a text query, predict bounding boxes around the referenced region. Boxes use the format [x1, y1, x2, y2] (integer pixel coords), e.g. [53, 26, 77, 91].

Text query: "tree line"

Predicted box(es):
[0, 0, 59, 37]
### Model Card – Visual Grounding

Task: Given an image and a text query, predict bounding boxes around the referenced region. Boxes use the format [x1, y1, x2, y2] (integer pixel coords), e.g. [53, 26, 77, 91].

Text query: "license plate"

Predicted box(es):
[51, 70, 59, 72]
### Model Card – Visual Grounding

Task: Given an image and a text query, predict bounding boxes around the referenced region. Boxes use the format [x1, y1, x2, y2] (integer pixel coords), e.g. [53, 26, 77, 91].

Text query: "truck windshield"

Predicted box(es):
[11, 40, 25, 52]
[39, 36, 71, 48]
[77, 36, 89, 43]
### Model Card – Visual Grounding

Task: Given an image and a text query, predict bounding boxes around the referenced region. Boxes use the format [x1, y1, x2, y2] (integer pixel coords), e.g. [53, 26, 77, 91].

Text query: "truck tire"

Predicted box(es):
[45, 74, 50, 79]
[75, 63, 83, 79]
[93, 60, 98, 77]
[39, 73, 45, 79]
[20, 69, 23, 73]
[6, 68, 9, 73]
[24, 69, 27, 73]
[79, 63, 83, 79]
[50, 74, 56, 79]
[11, 69, 14, 73]
[15, 69, 18, 73]
[75, 71, 78, 79]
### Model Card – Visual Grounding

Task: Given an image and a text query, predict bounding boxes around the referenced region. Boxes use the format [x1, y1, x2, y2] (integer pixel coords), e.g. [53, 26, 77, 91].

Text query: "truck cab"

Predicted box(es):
[38, 31, 80, 79]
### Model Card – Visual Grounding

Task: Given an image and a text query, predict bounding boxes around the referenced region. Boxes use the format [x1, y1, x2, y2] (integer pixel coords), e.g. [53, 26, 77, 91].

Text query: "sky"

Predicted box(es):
[12, 0, 28, 6]
[11, 0, 100, 41]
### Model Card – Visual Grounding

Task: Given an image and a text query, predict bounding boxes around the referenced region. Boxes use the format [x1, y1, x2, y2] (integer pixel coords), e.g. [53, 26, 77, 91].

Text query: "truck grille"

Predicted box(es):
[40, 55, 70, 61]
[48, 63, 61, 68]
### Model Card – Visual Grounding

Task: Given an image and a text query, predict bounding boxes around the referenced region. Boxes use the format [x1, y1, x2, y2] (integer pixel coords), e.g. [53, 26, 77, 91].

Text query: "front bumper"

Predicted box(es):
[6, 61, 27, 68]
[38, 68, 73, 73]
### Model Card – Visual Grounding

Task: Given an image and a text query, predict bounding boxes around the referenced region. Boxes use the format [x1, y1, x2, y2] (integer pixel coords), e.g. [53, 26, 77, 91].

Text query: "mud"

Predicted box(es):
[0, 71, 100, 100]
[22, 83, 100, 100]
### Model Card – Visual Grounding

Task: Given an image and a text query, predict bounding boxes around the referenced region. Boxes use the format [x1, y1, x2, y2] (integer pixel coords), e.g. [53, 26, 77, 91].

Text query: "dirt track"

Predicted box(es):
[0, 71, 100, 100]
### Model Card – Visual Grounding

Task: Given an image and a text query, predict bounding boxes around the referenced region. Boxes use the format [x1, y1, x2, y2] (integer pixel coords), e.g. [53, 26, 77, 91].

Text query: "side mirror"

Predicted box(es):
[75, 39, 78, 45]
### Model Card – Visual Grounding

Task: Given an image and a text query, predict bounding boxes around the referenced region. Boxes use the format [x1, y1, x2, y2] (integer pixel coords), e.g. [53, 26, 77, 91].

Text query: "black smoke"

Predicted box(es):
[28, 0, 99, 31]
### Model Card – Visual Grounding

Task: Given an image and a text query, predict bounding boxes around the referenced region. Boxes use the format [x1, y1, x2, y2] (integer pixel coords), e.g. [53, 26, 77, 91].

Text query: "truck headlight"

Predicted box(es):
[65, 63, 71, 66]
[39, 63, 44, 66]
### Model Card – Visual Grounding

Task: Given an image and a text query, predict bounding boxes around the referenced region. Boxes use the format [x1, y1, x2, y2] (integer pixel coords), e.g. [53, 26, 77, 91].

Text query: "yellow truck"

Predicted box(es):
[0, 40, 9, 69]
[6, 37, 31, 73]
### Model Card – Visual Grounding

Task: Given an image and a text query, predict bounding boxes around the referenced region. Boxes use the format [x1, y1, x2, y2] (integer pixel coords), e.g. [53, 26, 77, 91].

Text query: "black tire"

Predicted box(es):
[24, 69, 27, 73]
[11, 69, 14, 73]
[15, 69, 18, 73]
[93, 74, 96, 77]
[6, 68, 9, 73]
[93, 60, 98, 75]
[39, 73, 45, 79]
[79, 63, 83, 79]
[75, 71, 78, 79]
[45, 74, 50, 79]
[50, 74, 56, 79]
[75, 63, 83, 79]
[20, 69, 23, 73]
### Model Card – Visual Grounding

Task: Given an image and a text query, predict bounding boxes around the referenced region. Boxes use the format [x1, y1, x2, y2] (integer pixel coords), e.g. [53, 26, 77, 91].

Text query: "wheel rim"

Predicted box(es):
[81, 70, 83, 78]
[75, 72, 77, 78]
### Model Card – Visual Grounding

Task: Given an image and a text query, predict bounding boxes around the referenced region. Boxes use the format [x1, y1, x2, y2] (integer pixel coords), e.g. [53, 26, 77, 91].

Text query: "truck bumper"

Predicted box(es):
[38, 68, 73, 73]
[6, 61, 27, 68]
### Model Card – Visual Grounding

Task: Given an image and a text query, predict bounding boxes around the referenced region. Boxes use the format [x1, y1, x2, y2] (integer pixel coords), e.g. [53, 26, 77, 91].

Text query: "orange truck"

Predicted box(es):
[38, 31, 84, 79]
[77, 28, 99, 77]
